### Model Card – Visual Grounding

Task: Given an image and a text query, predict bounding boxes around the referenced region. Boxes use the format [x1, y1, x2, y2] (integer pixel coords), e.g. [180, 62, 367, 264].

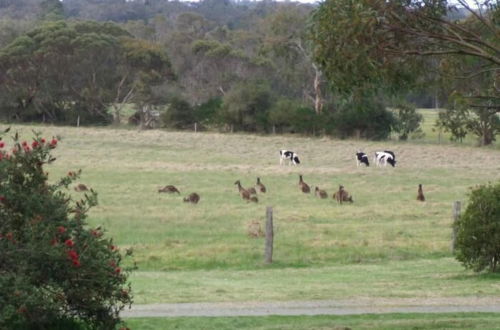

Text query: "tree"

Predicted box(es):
[393, 103, 423, 140]
[437, 92, 500, 145]
[39, 0, 64, 21]
[0, 21, 173, 125]
[309, 0, 422, 95]
[262, 4, 326, 114]
[0, 130, 133, 329]
[454, 182, 500, 273]
[310, 0, 499, 144]
[310, 0, 498, 95]
[113, 37, 174, 125]
[332, 96, 396, 140]
[161, 96, 195, 129]
[219, 81, 274, 132]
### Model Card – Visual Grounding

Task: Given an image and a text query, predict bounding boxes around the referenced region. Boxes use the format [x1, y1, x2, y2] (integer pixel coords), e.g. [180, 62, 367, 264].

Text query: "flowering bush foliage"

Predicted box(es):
[0, 130, 133, 329]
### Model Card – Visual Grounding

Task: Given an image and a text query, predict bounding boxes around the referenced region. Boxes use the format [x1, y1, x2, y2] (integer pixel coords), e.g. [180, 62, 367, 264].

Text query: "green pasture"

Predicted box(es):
[3, 123, 500, 306]
[125, 313, 500, 330]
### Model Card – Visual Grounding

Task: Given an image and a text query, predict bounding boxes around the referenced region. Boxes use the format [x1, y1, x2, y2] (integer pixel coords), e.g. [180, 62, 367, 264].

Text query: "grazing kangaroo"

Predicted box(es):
[315, 187, 328, 199]
[417, 184, 425, 202]
[299, 174, 311, 193]
[333, 185, 353, 204]
[183, 192, 200, 204]
[234, 180, 251, 200]
[256, 177, 266, 193]
[158, 185, 180, 194]
[74, 183, 88, 192]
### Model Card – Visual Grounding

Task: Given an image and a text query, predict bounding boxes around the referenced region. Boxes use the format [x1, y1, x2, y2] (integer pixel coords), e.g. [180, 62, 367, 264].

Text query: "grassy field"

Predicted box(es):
[125, 313, 500, 330]
[2, 123, 500, 307]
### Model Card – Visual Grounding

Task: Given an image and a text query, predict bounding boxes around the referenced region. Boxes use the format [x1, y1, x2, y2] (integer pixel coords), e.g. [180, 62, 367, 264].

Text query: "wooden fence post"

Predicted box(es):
[451, 201, 461, 252]
[265, 206, 274, 264]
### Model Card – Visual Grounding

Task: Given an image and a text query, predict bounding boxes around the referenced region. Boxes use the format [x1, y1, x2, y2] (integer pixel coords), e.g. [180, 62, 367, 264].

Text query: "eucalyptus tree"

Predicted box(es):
[261, 4, 326, 114]
[310, 0, 499, 144]
[0, 20, 173, 124]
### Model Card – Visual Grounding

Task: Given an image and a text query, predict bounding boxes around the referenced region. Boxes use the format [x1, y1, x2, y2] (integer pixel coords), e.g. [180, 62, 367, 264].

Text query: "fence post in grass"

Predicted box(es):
[194, 122, 197, 133]
[451, 201, 461, 253]
[265, 206, 274, 264]
[77, 115, 80, 128]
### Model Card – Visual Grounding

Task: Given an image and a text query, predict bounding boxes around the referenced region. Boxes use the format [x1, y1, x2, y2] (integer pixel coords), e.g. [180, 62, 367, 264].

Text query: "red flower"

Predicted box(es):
[110, 245, 117, 251]
[72, 259, 81, 267]
[50, 138, 58, 148]
[0, 141, 4, 148]
[57, 226, 66, 234]
[50, 238, 58, 246]
[67, 250, 79, 260]
[115, 267, 121, 274]
[31, 141, 39, 148]
[41, 138, 46, 143]
[0, 196, 5, 203]
[21, 141, 27, 147]
[64, 239, 74, 247]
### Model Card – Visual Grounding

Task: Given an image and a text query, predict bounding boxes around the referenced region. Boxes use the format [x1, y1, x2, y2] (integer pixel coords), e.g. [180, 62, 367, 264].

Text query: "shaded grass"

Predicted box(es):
[124, 313, 500, 330]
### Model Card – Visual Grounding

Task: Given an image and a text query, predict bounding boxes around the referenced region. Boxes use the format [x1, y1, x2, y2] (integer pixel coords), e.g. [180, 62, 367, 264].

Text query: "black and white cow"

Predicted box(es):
[356, 151, 369, 167]
[374, 150, 396, 167]
[280, 150, 300, 166]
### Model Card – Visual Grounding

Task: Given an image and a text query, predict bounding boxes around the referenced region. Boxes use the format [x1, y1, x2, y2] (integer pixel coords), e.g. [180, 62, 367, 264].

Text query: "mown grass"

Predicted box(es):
[124, 313, 500, 330]
[130, 258, 500, 304]
[3, 123, 500, 304]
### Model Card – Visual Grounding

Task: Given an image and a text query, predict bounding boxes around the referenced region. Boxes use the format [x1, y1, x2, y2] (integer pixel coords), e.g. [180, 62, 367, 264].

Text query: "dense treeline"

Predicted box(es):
[0, 0, 497, 143]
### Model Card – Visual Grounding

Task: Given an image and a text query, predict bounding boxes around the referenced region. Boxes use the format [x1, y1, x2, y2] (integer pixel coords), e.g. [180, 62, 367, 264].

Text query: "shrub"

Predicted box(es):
[333, 97, 395, 140]
[0, 130, 133, 329]
[194, 97, 222, 128]
[392, 102, 423, 141]
[161, 97, 195, 129]
[219, 81, 273, 132]
[269, 99, 319, 135]
[454, 182, 500, 273]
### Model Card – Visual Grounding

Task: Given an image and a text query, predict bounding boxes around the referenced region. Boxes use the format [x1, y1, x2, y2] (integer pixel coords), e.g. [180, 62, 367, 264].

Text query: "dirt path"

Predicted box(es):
[121, 297, 500, 318]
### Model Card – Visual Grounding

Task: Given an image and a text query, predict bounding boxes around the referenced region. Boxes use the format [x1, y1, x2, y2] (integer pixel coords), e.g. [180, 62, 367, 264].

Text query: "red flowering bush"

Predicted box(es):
[0, 130, 133, 329]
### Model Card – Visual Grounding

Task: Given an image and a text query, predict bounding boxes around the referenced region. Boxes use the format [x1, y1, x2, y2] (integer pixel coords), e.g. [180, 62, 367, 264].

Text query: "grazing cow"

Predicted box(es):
[374, 150, 396, 167]
[280, 150, 300, 166]
[356, 151, 370, 167]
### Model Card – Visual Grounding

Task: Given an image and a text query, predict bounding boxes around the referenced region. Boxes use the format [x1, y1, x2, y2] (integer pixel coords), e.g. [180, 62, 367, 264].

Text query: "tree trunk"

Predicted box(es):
[312, 63, 323, 115]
